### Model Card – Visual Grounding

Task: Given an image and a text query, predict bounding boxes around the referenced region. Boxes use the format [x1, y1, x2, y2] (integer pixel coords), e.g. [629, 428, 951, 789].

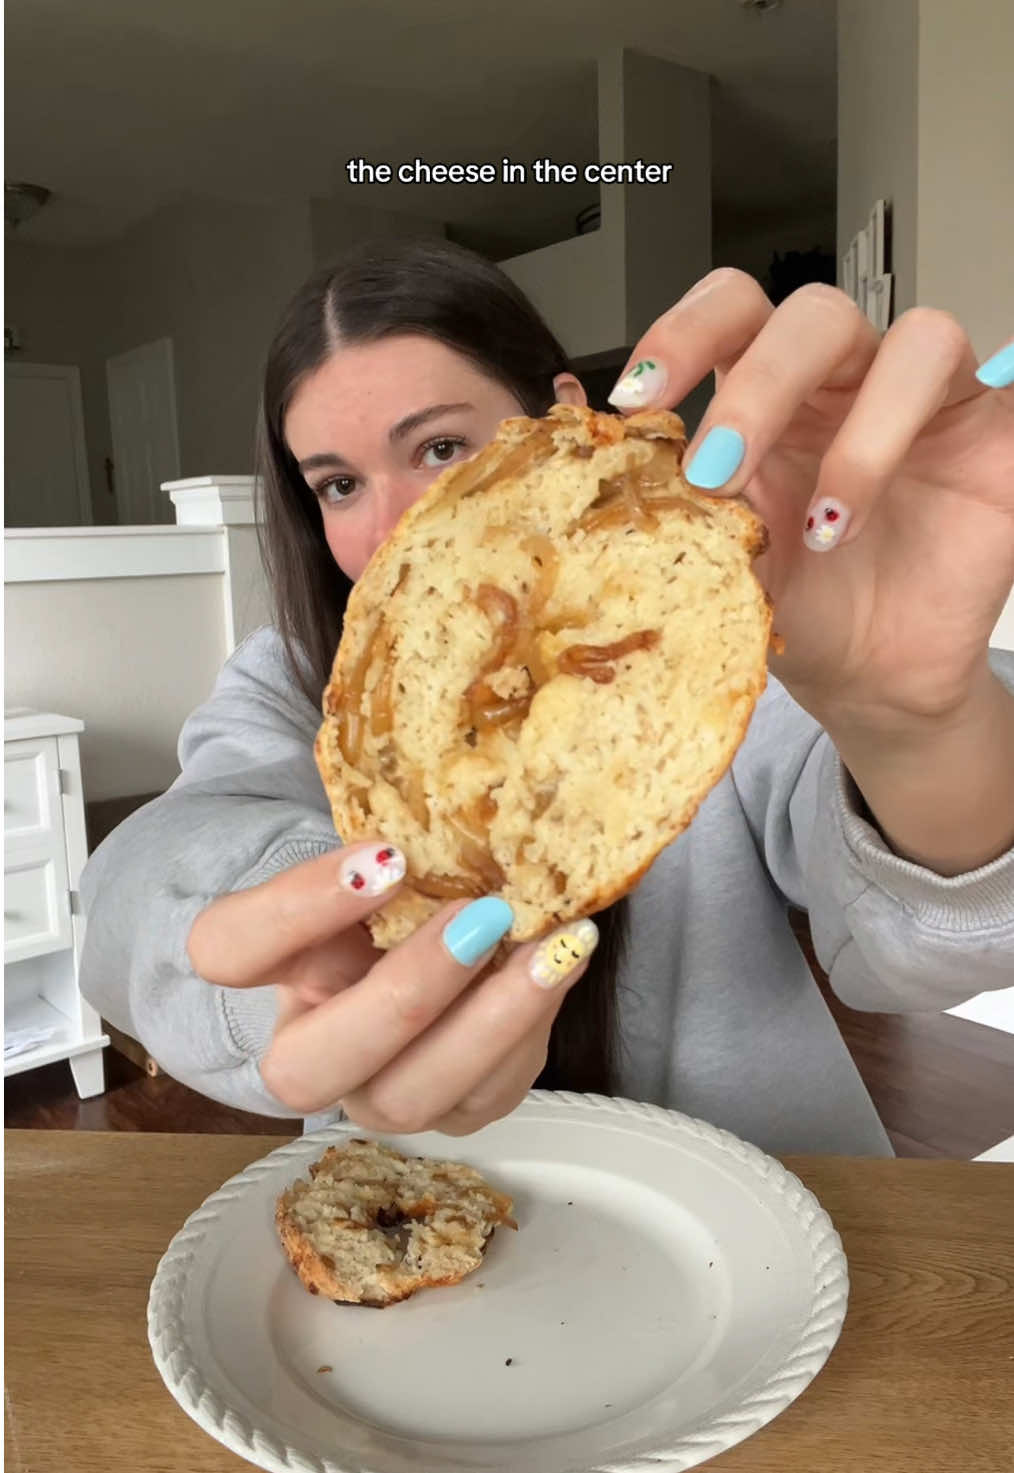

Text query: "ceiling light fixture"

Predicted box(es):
[5, 180, 52, 230]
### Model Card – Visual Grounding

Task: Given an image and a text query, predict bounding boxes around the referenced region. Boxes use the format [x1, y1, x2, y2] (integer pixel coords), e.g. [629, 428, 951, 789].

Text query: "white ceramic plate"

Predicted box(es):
[148, 1092, 848, 1473]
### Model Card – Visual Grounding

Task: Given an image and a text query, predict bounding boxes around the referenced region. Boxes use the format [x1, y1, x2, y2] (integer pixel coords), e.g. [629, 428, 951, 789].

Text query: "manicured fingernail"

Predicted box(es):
[530, 918, 599, 989]
[443, 897, 514, 965]
[803, 498, 851, 551]
[608, 358, 668, 409]
[684, 427, 746, 490]
[339, 844, 407, 895]
[975, 341, 1014, 389]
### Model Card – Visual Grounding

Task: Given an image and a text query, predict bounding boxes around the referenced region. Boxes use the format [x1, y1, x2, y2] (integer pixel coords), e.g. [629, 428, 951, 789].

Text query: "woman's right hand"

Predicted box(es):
[186, 842, 598, 1136]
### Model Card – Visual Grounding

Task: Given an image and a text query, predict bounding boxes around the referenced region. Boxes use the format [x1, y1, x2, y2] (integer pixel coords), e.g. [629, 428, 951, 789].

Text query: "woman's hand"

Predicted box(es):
[609, 270, 1014, 873]
[609, 269, 1014, 732]
[187, 842, 596, 1134]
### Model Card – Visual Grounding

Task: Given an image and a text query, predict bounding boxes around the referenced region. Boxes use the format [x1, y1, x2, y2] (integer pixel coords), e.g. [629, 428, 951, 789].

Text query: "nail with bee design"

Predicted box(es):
[339, 843, 407, 896]
[530, 918, 599, 988]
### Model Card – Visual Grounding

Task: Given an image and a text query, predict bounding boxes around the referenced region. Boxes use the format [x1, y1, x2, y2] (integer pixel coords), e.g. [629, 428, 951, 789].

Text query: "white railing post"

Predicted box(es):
[163, 476, 271, 652]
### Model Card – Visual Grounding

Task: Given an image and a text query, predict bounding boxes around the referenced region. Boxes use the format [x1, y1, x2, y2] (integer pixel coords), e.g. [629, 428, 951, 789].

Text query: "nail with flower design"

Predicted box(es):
[608, 358, 669, 410]
[339, 843, 407, 896]
[803, 498, 851, 553]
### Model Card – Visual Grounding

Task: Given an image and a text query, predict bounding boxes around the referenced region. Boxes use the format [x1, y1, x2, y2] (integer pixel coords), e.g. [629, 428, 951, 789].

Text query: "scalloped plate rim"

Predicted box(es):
[147, 1090, 849, 1473]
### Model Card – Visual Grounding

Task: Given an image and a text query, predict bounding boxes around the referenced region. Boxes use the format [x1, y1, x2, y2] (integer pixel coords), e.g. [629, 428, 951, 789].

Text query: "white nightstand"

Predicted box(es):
[4, 708, 108, 1097]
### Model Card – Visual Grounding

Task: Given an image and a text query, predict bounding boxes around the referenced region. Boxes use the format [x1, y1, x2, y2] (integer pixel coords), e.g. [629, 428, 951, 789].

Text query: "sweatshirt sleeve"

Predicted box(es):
[78, 627, 341, 1117]
[730, 648, 1014, 1013]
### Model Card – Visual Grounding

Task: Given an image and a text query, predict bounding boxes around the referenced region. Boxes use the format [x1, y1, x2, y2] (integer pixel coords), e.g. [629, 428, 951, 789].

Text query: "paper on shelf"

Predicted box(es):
[4, 1025, 59, 1059]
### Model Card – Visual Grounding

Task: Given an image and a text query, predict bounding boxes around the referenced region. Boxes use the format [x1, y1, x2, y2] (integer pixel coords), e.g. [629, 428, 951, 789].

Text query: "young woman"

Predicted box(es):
[79, 239, 1014, 1156]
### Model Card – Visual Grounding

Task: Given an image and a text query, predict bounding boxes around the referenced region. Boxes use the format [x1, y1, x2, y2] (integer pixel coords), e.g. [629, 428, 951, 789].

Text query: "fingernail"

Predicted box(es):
[339, 843, 407, 895]
[803, 497, 851, 552]
[975, 341, 1014, 389]
[443, 896, 514, 965]
[684, 427, 746, 491]
[530, 918, 599, 989]
[608, 358, 668, 409]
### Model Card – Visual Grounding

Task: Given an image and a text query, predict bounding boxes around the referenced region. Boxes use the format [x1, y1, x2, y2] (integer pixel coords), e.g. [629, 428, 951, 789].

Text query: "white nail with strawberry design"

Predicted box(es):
[339, 844, 407, 896]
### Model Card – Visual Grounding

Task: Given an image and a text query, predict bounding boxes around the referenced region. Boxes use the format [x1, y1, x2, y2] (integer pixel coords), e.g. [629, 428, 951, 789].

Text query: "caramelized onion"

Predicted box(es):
[446, 816, 506, 891]
[413, 873, 484, 900]
[404, 771, 431, 827]
[520, 534, 559, 618]
[475, 585, 519, 669]
[558, 629, 661, 684]
[576, 444, 694, 533]
[454, 428, 556, 502]
[466, 585, 525, 724]
[474, 694, 533, 727]
[338, 630, 377, 765]
[531, 785, 557, 819]
[473, 791, 500, 825]
[369, 632, 396, 738]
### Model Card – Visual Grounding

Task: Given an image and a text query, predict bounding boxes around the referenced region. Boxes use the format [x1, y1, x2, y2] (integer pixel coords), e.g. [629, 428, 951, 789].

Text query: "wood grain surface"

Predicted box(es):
[5, 1131, 1013, 1472]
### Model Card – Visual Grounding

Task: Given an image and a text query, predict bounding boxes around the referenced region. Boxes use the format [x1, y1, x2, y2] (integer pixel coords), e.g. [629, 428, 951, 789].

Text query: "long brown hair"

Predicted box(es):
[256, 236, 627, 1094]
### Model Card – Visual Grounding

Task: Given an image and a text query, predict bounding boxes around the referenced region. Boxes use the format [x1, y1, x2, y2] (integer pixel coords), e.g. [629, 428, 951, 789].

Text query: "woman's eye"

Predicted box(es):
[420, 437, 467, 468]
[318, 476, 357, 505]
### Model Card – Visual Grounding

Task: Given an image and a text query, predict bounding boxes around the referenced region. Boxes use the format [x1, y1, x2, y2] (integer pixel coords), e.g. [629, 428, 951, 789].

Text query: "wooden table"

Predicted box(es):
[5, 1131, 1014, 1472]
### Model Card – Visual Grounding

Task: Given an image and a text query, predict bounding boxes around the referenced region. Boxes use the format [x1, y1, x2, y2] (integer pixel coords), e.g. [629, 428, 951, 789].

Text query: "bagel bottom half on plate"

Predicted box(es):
[276, 1139, 517, 1307]
[315, 403, 772, 947]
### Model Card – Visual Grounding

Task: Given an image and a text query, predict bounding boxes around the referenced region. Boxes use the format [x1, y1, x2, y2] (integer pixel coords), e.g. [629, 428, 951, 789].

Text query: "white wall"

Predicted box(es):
[5, 241, 115, 522]
[96, 194, 313, 484]
[503, 50, 711, 362]
[5, 571, 227, 801]
[621, 52, 711, 343]
[838, 0, 1014, 355]
[916, 0, 1014, 357]
[309, 197, 445, 268]
[5, 193, 451, 525]
[837, 0, 919, 316]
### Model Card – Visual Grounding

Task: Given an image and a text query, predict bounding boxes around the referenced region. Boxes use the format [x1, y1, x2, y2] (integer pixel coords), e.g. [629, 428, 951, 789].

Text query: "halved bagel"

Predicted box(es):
[276, 1138, 516, 1307]
[315, 403, 771, 946]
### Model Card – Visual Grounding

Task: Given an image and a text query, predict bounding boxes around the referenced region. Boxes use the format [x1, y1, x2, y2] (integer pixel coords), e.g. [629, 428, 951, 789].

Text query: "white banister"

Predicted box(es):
[164, 475, 260, 527]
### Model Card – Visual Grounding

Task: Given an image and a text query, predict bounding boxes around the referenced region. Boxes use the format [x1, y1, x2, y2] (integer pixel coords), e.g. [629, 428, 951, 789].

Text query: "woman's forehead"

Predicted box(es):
[284, 336, 511, 446]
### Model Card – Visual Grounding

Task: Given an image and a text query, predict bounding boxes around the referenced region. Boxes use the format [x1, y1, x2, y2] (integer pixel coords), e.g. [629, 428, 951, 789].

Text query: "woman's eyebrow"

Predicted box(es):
[297, 451, 350, 473]
[388, 402, 474, 442]
[296, 403, 475, 473]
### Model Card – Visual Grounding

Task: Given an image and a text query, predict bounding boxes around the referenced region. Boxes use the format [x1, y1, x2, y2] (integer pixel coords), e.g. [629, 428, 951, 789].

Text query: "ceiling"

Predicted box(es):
[5, 0, 837, 256]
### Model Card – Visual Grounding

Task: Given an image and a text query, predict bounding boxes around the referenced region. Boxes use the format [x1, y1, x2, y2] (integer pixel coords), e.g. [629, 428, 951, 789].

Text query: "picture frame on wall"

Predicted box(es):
[841, 198, 893, 329]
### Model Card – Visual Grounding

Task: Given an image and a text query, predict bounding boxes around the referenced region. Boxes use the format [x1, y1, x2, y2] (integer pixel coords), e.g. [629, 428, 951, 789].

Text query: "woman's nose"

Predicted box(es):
[367, 472, 422, 551]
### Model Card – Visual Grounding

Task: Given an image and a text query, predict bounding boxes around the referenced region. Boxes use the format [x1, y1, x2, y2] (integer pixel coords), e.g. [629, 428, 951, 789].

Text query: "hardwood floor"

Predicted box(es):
[4, 1045, 295, 1136]
[6, 913, 1013, 1156]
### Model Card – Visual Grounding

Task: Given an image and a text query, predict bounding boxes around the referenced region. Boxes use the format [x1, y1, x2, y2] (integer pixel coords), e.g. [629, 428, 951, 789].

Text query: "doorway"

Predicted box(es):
[4, 363, 93, 527]
[106, 337, 182, 525]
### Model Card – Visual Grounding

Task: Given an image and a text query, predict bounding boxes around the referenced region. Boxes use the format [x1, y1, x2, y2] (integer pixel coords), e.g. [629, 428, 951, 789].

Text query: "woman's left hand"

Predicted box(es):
[609, 269, 1014, 736]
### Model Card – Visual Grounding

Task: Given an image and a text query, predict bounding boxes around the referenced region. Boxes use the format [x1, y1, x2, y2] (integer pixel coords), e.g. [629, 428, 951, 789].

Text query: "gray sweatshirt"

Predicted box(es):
[78, 628, 1014, 1157]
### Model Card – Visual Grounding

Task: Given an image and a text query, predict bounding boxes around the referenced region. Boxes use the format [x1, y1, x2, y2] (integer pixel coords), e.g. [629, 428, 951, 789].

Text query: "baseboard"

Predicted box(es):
[103, 1021, 163, 1077]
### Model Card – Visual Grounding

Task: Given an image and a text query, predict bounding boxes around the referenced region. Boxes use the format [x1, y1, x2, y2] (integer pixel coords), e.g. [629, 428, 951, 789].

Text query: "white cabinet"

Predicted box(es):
[4, 709, 108, 1096]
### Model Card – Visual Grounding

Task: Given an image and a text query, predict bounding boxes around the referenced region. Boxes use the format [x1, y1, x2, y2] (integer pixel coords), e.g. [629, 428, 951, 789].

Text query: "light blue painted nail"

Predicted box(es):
[442, 896, 514, 965]
[684, 426, 746, 490]
[975, 341, 1014, 389]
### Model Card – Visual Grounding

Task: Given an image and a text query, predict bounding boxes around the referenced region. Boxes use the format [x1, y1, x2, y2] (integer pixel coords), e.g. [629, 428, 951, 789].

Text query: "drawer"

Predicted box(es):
[4, 738, 60, 844]
[4, 856, 73, 963]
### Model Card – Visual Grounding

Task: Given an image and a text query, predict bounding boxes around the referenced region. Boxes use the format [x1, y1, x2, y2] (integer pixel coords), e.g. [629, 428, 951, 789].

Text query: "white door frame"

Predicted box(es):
[5, 362, 94, 524]
[106, 336, 182, 525]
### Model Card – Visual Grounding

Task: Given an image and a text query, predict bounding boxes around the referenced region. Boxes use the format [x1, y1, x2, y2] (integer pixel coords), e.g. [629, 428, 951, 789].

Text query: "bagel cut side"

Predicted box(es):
[315, 403, 772, 947]
[276, 1138, 516, 1307]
